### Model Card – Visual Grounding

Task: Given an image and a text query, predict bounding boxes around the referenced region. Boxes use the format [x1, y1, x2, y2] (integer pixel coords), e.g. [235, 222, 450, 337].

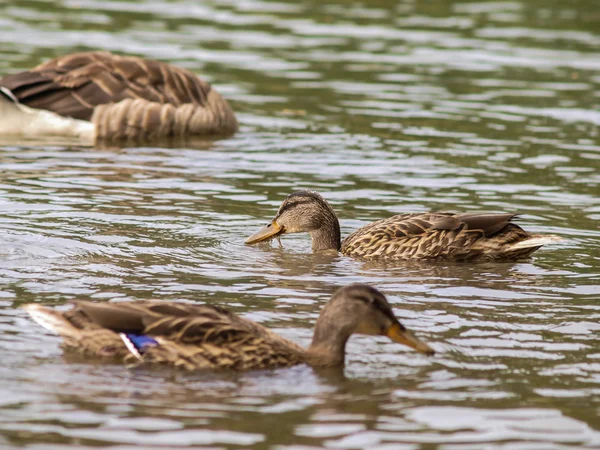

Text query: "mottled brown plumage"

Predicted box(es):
[245, 190, 561, 261]
[0, 51, 237, 140]
[23, 285, 434, 370]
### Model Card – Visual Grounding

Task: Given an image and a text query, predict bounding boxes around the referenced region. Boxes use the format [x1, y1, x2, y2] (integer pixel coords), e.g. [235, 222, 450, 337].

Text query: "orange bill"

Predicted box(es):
[386, 322, 435, 355]
[245, 220, 284, 245]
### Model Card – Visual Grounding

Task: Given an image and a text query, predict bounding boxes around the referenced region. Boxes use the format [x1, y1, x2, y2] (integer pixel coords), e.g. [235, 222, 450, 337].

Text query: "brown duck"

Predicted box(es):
[245, 190, 561, 261]
[24, 284, 434, 370]
[0, 51, 237, 141]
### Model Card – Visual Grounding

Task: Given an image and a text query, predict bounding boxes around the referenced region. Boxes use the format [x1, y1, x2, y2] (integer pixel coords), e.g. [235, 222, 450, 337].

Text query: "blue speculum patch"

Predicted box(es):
[125, 334, 158, 353]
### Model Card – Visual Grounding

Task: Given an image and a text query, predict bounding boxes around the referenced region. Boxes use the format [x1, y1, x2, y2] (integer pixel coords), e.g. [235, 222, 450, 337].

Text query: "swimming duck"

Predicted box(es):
[23, 284, 434, 370]
[0, 51, 237, 142]
[245, 190, 561, 261]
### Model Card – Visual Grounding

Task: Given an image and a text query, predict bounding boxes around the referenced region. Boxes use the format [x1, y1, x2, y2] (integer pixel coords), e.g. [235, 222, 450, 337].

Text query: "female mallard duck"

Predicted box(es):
[23, 284, 434, 370]
[0, 51, 237, 142]
[245, 190, 561, 261]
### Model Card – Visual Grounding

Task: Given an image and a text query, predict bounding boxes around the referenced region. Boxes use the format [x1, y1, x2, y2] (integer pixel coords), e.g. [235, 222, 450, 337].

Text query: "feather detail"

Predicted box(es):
[120, 333, 144, 361]
[22, 304, 80, 338]
[341, 213, 548, 261]
[247, 190, 562, 261]
[24, 301, 305, 370]
[0, 86, 18, 103]
[0, 51, 237, 140]
[23, 285, 435, 370]
[119, 333, 158, 360]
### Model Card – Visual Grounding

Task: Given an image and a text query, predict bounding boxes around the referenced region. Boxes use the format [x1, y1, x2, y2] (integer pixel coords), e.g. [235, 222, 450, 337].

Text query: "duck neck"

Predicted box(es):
[305, 312, 354, 367]
[309, 214, 341, 252]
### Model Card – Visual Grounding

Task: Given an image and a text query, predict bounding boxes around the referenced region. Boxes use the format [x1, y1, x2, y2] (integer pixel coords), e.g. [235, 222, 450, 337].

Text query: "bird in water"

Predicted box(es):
[23, 284, 434, 370]
[0, 51, 237, 142]
[245, 190, 561, 261]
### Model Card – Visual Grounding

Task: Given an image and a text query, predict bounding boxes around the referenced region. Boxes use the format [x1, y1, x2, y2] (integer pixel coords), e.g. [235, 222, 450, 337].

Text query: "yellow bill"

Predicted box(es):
[245, 220, 284, 245]
[386, 322, 435, 355]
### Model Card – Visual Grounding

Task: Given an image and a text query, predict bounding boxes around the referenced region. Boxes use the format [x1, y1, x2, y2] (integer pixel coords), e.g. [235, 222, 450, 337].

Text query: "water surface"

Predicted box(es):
[0, 0, 599, 448]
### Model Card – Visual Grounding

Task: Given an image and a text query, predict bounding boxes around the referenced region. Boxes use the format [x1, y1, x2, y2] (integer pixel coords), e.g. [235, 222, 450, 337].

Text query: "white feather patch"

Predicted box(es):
[508, 235, 564, 250]
[0, 86, 18, 103]
[119, 333, 144, 361]
[23, 304, 63, 335]
[0, 94, 95, 141]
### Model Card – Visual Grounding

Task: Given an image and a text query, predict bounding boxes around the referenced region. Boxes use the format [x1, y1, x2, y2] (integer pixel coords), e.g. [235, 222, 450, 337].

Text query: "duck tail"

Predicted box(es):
[501, 234, 563, 259]
[22, 304, 80, 339]
[509, 234, 563, 251]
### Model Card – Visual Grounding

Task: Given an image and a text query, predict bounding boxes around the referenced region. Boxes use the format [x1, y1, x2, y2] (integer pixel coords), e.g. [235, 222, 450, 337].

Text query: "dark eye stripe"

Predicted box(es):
[355, 294, 399, 323]
[277, 199, 312, 216]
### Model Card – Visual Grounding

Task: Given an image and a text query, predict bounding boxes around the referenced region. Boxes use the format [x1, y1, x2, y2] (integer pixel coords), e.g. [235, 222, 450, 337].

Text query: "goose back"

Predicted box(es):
[0, 52, 238, 139]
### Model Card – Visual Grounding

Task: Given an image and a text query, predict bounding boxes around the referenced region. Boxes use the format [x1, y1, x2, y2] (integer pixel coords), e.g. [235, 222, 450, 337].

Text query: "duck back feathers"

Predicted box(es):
[341, 212, 554, 261]
[24, 301, 304, 370]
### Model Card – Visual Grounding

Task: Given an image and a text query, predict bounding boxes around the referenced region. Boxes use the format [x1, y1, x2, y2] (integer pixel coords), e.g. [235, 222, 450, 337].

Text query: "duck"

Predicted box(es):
[23, 284, 434, 370]
[0, 51, 237, 142]
[245, 190, 561, 261]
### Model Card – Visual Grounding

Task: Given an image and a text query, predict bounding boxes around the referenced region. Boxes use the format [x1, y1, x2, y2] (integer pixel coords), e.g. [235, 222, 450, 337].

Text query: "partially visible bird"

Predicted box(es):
[23, 284, 434, 370]
[245, 190, 561, 261]
[0, 51, 237, 142]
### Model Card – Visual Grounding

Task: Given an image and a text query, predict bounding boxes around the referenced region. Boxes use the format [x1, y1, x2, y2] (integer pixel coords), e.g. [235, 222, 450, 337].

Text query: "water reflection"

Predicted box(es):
[1, 0, 600, 448]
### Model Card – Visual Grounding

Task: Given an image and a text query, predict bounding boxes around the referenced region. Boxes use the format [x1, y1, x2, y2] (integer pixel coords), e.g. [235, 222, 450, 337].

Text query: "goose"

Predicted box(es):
[0, 51, 237, 142]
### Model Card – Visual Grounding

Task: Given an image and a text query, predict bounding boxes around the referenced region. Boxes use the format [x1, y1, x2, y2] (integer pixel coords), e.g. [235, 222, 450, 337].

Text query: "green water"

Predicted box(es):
[0, 0, 599, 448]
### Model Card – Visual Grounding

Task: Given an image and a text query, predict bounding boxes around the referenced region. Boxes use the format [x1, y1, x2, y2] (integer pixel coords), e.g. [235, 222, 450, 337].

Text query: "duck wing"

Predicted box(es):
[25, 301, 304, 370]
[341, 212, 541, 260]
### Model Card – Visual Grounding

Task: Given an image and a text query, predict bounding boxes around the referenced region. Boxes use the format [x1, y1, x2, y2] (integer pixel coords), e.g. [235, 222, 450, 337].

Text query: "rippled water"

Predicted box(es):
[1, 0, 599, 448]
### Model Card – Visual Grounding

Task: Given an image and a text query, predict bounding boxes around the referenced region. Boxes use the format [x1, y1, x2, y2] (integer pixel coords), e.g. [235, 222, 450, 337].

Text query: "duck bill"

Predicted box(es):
[386, 323, 435, 355]
[245, 220, 284, 245]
